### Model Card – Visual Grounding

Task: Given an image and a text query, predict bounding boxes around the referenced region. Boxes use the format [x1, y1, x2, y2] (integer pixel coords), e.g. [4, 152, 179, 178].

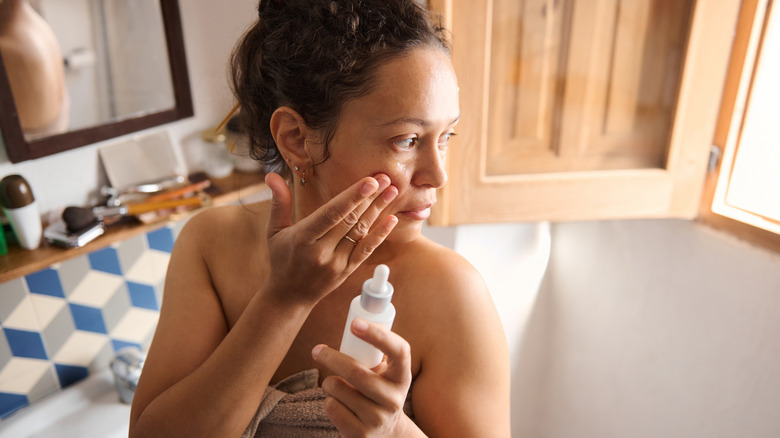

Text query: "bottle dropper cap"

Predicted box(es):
[360, 264, 394, 313]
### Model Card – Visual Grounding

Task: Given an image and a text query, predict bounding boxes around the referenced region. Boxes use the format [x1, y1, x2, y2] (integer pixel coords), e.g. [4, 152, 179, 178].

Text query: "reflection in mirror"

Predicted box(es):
[0, 0, 192, 163]
[42, 0, 176, 137]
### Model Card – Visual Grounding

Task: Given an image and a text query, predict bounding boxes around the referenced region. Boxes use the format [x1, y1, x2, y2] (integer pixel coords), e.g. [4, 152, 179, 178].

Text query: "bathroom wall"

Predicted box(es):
[510, 219, 780, 438]
[0, 223, 181, 419]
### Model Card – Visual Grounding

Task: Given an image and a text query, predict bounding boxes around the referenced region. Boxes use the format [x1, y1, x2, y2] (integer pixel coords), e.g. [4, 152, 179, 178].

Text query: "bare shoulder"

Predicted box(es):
[392, 237, 501, 356]
[393, 238, 491, 315]
[163, 200, 270, 301]
[171, 201, 270, 321]
[176, 201, 268, 251]
[396, 238, 511, 436]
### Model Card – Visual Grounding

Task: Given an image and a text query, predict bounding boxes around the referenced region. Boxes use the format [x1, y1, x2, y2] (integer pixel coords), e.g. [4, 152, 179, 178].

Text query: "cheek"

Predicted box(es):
[384, 157, 414, 191]
[323, 141, 414, 197]
[355, 152, 413, 196]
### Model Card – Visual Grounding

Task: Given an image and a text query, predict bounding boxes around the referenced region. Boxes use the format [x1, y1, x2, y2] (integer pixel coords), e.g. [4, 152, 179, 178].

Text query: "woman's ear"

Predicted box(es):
[269, 107, 313, 168]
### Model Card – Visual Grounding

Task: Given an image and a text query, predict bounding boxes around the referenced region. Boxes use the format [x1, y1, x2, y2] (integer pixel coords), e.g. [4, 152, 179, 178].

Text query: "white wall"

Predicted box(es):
[510, 219, 780, 438]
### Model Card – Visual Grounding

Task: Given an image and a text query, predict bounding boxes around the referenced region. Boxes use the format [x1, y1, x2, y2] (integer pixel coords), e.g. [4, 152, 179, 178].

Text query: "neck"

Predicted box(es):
[0, 1, 28, 31]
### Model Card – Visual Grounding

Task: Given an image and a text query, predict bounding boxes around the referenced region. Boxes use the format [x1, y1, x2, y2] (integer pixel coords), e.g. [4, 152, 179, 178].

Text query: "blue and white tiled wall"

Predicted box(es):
[0, 222, 184, 419]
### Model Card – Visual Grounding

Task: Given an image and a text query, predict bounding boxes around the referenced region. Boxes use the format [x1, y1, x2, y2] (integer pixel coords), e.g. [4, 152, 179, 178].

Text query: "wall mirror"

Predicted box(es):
[0, 0, 192, 163]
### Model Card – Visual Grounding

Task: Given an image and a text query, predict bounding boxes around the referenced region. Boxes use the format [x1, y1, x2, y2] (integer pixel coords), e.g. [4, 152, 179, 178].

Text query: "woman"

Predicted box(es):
[129, 1, 510, 436]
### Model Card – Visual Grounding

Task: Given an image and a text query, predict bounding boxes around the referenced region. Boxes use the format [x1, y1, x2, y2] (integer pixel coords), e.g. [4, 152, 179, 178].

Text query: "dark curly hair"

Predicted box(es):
[230, 0, 450, 179]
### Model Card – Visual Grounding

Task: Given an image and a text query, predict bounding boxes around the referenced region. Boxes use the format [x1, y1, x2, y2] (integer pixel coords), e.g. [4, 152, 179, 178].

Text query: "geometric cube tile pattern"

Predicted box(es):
[0, 224, 180, 420]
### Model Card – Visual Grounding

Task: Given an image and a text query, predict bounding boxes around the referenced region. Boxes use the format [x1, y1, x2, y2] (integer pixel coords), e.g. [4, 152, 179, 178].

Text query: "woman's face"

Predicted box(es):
[308, 47, 460, 243]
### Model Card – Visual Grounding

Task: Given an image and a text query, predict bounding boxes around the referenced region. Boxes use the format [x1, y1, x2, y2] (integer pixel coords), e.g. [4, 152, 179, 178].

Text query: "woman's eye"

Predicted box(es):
[439, 132, 457, 147]
[394, 137, 417, 150]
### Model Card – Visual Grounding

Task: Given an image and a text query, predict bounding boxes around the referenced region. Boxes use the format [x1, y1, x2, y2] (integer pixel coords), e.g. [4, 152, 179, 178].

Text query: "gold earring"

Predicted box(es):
[300, 169, 307, 187]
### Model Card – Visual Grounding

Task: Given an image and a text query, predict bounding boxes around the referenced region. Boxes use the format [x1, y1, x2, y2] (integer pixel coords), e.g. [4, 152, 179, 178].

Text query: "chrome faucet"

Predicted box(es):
[110, 347, 146, 404]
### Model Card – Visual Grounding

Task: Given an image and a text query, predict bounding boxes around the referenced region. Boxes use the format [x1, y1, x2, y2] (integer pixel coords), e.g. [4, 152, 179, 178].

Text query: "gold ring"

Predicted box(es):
[343, 235, 359, 246]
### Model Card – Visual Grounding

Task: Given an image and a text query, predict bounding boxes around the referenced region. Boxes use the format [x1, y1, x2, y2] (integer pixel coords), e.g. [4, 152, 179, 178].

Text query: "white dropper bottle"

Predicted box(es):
[339, 264, 396, 368]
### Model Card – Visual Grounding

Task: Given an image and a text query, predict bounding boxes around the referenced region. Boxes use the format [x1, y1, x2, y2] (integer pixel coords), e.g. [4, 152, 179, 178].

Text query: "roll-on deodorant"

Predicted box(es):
[0, 175, 42, 250]
[339, 264, 395, 368]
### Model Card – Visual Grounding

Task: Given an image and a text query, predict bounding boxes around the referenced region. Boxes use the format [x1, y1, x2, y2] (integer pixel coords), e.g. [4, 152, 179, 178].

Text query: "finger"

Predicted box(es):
[298, 176, 380, 242]
[314, 344, 401, 421]
[265, 173, 293, 236]
[348, 319, 412, 386]
[323, 174, 392, 248]
[347, 214, 398, 267]
[322, 377, 386, 430]
[322, 395, 364, 437]
[334, 183, 398, 249]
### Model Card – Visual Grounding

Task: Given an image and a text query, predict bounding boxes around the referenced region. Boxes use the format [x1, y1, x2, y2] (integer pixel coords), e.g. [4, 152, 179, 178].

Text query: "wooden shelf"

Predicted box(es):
[0, 172, 267, 283]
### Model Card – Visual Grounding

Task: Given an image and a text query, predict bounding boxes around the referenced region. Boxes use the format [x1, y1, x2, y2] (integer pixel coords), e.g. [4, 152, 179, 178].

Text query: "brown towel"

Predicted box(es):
[241, 369, 415, 438]
[242, 369, 337, 437]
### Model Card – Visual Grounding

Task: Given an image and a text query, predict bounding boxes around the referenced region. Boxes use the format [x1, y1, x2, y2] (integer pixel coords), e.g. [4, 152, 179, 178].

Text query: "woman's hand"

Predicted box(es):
[312, 319, 421, 437]
[263, 172, 398, 305]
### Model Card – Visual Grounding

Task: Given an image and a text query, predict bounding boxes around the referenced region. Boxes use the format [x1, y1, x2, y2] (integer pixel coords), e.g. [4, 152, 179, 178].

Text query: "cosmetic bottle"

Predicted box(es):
[339, 264, 396, 368]
[0, 174, 42, 250]
[200, 129, 234, 179]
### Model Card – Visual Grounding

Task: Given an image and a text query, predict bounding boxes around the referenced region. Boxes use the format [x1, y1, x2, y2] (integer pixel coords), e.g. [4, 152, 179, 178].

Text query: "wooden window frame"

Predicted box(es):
[701, 0, 780, 253]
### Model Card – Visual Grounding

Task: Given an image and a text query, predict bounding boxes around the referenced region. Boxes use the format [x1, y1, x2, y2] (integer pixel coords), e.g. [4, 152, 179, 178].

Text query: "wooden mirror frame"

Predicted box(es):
[0, 0, 193, 163]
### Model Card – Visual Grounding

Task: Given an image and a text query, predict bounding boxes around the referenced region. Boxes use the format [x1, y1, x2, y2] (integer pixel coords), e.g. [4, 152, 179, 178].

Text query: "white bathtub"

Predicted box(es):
[0, 368, 130, 438]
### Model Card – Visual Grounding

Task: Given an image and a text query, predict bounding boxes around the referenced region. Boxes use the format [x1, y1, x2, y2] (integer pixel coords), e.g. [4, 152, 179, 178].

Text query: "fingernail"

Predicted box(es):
[382, 185, 398, 200]
[374, 174, 391, 191]
[264, 174, 276, 195]
[387, 215, 398, 228]
[362, 180, 378, 195]
[352, 318, 368, 332]
[312, 344, 325, 359]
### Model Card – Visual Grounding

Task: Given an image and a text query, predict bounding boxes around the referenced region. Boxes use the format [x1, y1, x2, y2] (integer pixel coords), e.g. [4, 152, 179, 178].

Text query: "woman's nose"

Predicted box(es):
[411, 143, 448, 189]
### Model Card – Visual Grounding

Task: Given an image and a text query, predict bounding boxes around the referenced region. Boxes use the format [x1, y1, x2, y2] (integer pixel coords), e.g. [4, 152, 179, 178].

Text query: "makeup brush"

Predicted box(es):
[63, 197, 203, 233]
[214, 102, 240, 134]
[143, 179, 211, 203]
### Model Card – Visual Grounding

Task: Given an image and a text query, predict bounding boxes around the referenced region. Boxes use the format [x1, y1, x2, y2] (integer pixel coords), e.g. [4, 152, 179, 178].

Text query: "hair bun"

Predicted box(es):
[327, 2, 361, 34]
[258, 0, 283, 17]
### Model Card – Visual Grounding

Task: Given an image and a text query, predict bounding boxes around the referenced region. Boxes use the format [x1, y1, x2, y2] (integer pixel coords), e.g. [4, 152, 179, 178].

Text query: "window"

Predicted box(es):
[703, 0, 780, 253]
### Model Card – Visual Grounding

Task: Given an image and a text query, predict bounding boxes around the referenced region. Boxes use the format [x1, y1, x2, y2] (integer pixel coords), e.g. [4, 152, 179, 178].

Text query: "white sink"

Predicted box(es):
[0, 369, 130, 438]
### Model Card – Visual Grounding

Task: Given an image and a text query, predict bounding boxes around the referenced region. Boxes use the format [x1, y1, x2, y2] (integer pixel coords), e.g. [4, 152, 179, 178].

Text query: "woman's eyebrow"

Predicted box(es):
[373, 114, 461, 128]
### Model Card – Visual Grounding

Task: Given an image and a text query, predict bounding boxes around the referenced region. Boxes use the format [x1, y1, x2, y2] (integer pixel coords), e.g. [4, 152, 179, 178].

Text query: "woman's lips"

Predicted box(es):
[397, 203, 433, 221]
